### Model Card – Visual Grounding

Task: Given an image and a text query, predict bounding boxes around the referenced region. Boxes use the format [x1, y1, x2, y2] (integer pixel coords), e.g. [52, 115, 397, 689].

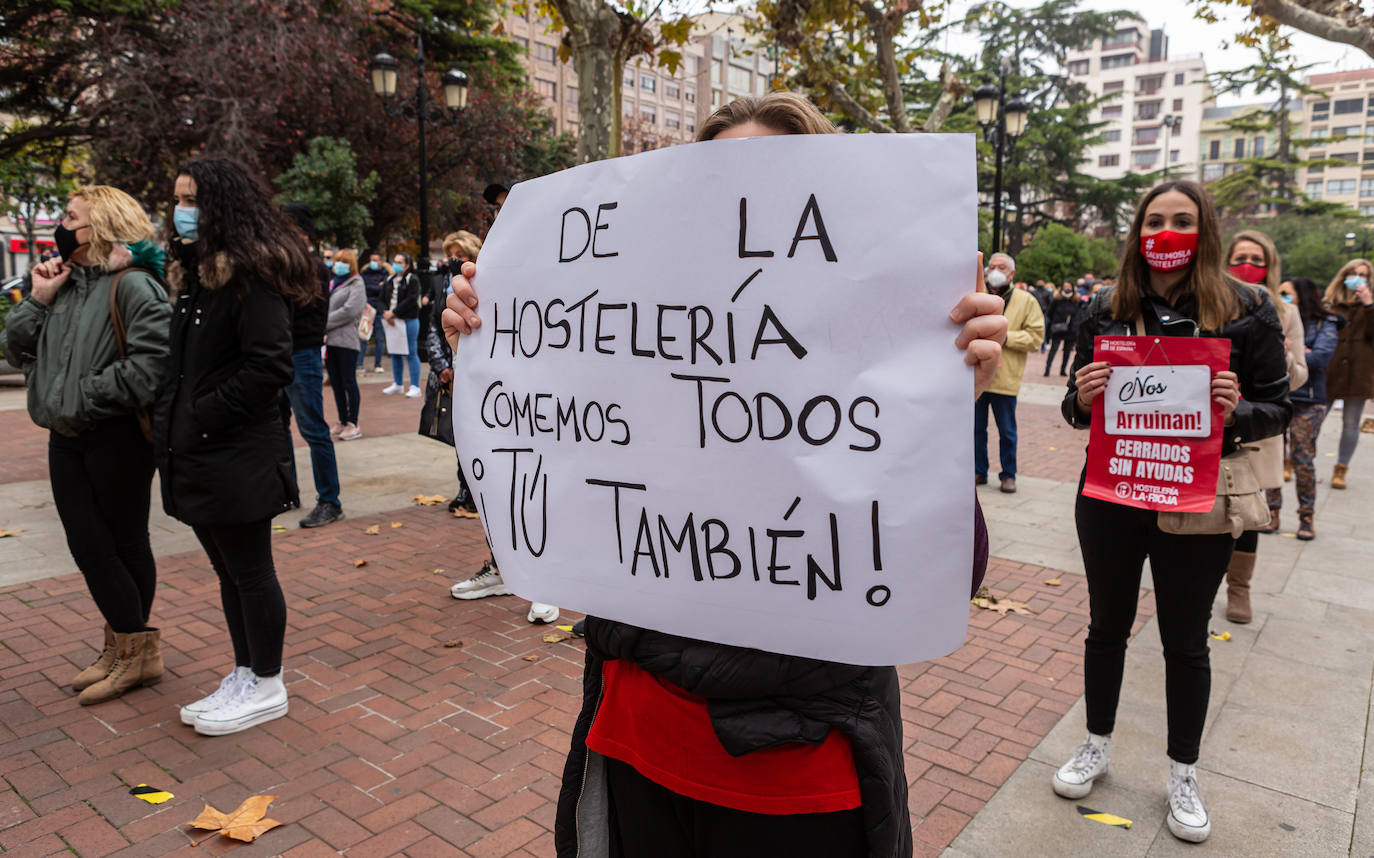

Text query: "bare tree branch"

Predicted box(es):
[921, 61, 963, 132]
[825, 81, 895, 132]
[857, 0, 911, 132]
[1252, 0, 1374, 59]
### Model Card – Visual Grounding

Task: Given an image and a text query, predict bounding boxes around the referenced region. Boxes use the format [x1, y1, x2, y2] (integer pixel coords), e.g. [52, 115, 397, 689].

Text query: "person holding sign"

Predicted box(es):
[1056, 180, 1291, 842]
[1323, 257, 1374, 490]
[443, 91, 1007, 858]
[380, 253, 422, 398]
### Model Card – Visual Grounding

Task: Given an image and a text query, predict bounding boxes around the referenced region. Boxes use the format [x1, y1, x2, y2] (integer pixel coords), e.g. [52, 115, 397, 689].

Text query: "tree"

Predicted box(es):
[1015, 222, 1093, 285]
[0, 135, 77, 267]
[273, 137, 380, 248]
[1193, 0, 1374, 60]
[1239, 210, 1358, 283]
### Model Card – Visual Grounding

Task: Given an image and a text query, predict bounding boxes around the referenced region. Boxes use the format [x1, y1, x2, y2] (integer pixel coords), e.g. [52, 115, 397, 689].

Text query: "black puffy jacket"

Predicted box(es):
[555, 501, 990, 858]
[1062, 284, 1291, 454]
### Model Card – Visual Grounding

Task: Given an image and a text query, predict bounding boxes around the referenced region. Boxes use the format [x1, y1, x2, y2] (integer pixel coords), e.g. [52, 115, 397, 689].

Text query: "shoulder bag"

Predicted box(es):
[108, 269, 155, 444]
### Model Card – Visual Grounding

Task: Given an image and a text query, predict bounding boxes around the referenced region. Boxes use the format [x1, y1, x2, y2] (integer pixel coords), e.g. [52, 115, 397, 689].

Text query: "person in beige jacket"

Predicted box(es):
[1223, 230, 1307, 623]
[976, 252, 1045, 493]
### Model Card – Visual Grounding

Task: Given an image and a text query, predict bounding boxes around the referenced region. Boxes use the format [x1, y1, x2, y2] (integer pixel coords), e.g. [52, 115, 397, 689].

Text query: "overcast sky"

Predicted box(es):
[940, 0, 1374, 105]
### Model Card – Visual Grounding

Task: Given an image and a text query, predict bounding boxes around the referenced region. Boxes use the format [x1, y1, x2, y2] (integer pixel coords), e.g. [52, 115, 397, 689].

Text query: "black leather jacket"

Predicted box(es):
[1062, 284, 1291, 455]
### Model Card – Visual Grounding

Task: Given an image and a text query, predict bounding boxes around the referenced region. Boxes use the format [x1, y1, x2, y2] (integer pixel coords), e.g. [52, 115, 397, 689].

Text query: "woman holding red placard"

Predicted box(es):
[1056, 180, 1290, 843]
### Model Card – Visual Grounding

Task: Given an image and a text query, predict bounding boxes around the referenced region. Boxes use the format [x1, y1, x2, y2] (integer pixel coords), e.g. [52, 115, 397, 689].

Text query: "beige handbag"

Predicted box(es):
[1248, 434, 1284, 490]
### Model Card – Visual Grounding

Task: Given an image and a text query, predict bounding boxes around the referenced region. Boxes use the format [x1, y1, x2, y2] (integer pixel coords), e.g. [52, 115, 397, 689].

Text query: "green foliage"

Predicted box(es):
[1015, 223, 1093, 285]
[274, 137, 379, 248]
[1086, 236, 1120, 278]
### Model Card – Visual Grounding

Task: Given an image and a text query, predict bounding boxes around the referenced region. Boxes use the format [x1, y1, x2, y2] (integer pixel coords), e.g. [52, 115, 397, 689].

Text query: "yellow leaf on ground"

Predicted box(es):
[414, 494, 448, 506]
[189, 794, 281, 843]
[970, 591, 1035, 617]
[363, 525, 381, 535]
[390, 522, 403, 529]
[452, 508, 479, 519]
[432, 568, 445, 575]
[1209, 630, 1231, 642]
[1045, 578, 1062, 587]
[523, 654, 540, 661]
[543, 633, 571, 643]
[353, 559, 368, 568]
[443, 638, 464, 648]
[0, 529, 20, 539]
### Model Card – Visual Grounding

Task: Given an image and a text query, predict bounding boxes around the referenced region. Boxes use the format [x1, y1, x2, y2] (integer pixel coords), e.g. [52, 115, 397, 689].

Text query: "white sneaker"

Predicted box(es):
[1052, 733, 1111, 798]
[1166, 762, 1210, 842]
[382, 383, 403, 395]
[194, 672, 288, 736]
[450, 560, 510, 600]
[179, 666, 251, 726]
[527, 602, 560, 624]
[405, 385, 422, 398]
[373, 366, 385, 374]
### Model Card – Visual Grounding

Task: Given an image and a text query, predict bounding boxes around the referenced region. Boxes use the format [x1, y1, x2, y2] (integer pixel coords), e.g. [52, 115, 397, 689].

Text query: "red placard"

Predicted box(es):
[1082, 334, 1231, 512]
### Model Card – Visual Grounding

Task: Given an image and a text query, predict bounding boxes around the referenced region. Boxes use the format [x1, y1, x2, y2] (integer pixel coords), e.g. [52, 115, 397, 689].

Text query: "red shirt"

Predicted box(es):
[585, 659, 862, 815]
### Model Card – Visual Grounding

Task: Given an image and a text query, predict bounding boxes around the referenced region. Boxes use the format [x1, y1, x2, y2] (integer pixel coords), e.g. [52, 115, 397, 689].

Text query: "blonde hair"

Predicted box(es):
[1325, 257, 1373, 307]
[696, 92, 838, 142]
[334, 248, 358, 275]
[442, 230, 483, 262]
[71, 185, 155, 267]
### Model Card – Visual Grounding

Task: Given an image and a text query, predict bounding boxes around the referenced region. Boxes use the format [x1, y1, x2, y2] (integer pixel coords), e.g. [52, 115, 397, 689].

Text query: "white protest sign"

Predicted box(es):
[1104, 364, 1211, 438]
[452, 134, 975, 666]
[382, 317, 410, 356]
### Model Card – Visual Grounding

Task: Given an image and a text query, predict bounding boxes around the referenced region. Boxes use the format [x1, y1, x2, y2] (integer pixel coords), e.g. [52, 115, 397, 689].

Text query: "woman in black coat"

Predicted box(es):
[1043, 282, 1080, 376]
[155, 158, 315, 737]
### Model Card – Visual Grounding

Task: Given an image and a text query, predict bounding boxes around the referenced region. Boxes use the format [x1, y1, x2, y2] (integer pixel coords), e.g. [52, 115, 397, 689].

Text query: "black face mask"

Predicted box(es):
[53, 223, 86, 262]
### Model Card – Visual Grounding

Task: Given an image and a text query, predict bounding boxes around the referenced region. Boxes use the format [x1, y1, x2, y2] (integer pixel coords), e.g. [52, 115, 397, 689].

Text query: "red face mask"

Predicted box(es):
[1140, 230, 1198, 272]
[1229, 262, 1267, 284]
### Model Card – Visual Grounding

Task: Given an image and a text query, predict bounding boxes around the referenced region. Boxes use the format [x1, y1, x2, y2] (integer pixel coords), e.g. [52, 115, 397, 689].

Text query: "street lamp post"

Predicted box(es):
[1346, 230, 1370, 256]
[370, 35, 469, 271]
[1159, 114, 1183, 178]
[974, 61, 1029, 255]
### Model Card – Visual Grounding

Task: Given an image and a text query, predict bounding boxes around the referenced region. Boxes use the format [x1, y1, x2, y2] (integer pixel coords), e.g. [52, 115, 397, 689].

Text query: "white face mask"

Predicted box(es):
[986, 269, 1009, 289]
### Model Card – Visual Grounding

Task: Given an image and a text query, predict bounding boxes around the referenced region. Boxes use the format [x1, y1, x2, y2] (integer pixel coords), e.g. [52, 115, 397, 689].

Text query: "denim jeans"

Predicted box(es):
[356, 327, 385, 369]
[391, 317, 422, 388]
[974, 392, 1018, 480]
[281, 348, 341, 506]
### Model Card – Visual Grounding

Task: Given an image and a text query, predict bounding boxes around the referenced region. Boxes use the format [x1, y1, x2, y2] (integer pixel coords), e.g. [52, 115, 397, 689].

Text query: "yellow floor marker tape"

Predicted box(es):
[130, 784, 174, 804]
[1077, 805, 1132, 829]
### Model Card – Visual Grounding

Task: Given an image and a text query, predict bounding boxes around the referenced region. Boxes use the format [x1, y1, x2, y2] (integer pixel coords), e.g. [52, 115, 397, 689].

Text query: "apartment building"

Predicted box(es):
[1064, 17, 1213, 181]
[498, 10, 775, 148]
[1297, 68, 1374, 216]
[1197, 100, 1302, 185]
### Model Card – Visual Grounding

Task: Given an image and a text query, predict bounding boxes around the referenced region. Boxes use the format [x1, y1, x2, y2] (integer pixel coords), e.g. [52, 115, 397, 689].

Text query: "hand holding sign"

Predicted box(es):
[1211, 371, 1240, 421]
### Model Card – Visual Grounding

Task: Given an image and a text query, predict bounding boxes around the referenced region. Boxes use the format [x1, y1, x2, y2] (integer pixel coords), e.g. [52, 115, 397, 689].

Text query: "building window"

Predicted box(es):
[1101, 53, 1135, 70]
[1136, 74, 1164, 94]
[1360, 177, 1374, 196]
[533, 42, 557, 63]
[1254, 136, 1264, 156]
[1306, 180, 1323, 198]
[1312, 100, 1330, 120]
[1202, 163, 1225, 182]
[641, 74, 656, 93]
[1170, 149, 1181, 163]
[686, 116, 696, 133]
[711, 89, 720, 107]
[1099, 154, 1120, 167]
[535, 78, 556, 99]
[756, 75, 767, 96]
[623, 69, 634, 87]
[728, 65, 752, 93]
[1102, 105, 1123, 119]
[1234, 138, 1245, 158]
[665, 81, 679, 99]
[1103, 28, 1138, 49]
[1132, 150, 1159, 169]
[1068, 59, 1090, 76]
[665, 109, 681, 130]
[1174, 72, 1185, 85]
[639, 104, 657, 124]
[1335, 97, 1364, 115]
[1172, 98, 1183, 111]
[1137, 101, 1162, 120]
[567, 86, 578, 105]
[1335, 125, 1361, 138]
[1103, 80, 1123, 93]
[513, 36, 529, 52]
[1329, 178, 1357, 194]
[684, 87, 696, 103]
[1133, 126, 1160, 146]
[711, 35, 725, 59]
[711, 61, 721, 84]
[1103, 129, 1122, 142]
[1335, 152, 1359, 163]
[1312, 127, 1329, 138]
[1209, 140, 1220, 160]
[1171, 122, 1183, 137]
[1361, 205, 1374, 216]
[685, 56, 698, 75]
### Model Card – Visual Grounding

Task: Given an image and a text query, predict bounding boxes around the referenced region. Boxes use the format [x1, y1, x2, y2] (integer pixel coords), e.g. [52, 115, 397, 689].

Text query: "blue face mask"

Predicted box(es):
[332, 262, 350, 277]
[1281, 294, 1294, 303]
[368, 261, 380, 270]
[173, 205, 199, 241]
[1346, 275, 1367, 289]
[392, 263, 404, 274]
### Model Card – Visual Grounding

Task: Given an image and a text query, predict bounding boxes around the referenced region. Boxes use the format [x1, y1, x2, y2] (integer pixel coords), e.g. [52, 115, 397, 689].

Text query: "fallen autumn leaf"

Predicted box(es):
[363, 525, 381, 535]
[353, 559, 368, 568]
[189, 794, 281, 843]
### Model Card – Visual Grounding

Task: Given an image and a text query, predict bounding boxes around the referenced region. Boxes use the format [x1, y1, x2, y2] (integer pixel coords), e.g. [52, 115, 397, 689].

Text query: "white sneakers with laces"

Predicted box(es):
[451, 560, 510, 599]
[527, 603, 559, 624]
[1052, 733, 1111, 798]
[179, 666, 251, 725]
[405, 385, 422, 398]
[382, 383, 403, 395]
[191, 671, 289, 736]
[1166, 761, 1210, 842]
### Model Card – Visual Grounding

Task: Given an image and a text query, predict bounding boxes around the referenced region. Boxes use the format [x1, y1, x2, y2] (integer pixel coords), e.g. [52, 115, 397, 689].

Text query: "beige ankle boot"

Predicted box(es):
[1333, 464, 1348, 490]
[73, 624, 116, 692]
[1226, 551, 1256, 624]
[78, 629, 163, 705]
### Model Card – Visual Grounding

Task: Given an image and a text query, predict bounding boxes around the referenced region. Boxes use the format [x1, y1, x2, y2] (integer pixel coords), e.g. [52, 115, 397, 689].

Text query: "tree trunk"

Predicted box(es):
[858, 2, 910, 133]
[557, 0, 625, 163]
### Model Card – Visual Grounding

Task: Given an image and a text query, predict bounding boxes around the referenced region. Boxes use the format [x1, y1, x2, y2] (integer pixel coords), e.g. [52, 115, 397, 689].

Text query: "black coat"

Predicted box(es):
[555, 502, 991, 858]
[1062, 284, 1291, 455]
[288, 260, 330, 352]
[380, 271, 421, 320]
[154, 254, 299, 525]
[1046, 295, 1079, 335]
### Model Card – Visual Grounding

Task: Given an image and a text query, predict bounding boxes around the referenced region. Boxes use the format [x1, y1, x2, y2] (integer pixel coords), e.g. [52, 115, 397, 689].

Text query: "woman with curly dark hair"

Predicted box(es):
[155, 157, 311, 736]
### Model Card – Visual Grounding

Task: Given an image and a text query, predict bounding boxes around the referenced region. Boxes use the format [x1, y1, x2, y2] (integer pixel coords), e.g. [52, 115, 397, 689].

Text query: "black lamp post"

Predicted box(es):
[369, 36, 469, 270]
[974, 61, 1029, 255]
[1160, 114, 1183, 178]
[1346, 229, 1370, 255]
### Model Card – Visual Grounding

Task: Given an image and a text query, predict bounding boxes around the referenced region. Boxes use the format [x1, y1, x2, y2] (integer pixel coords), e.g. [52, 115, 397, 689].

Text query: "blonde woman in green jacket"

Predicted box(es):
[3, 185, 171, 705]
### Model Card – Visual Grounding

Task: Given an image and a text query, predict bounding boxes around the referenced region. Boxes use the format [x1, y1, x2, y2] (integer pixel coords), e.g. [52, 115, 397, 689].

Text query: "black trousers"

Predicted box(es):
[605, 758, 865, 858]
[49, 416, 156, 634]
[1076, 479, 1232, 764]
[324, 346, 360, 425]
[191, 520, 286, 677]
[1045, 334, 1074, 374]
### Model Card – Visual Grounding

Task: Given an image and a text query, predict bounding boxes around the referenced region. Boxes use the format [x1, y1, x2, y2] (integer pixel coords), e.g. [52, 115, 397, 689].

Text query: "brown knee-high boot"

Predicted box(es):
[73, 624, 116, 692]
[78, 629, 163, 705]
[1226, 552, 1256, 624]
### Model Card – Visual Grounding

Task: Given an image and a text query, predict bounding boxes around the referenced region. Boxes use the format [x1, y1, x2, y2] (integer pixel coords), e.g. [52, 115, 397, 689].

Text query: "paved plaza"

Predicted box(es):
[0, 365, 1367, 856]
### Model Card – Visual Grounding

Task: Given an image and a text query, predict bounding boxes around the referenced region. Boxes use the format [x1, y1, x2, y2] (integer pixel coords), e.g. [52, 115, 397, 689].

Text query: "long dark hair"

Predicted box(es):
[1113, 179, 1239, 332]
[175, 158, 317, 306]
[1290, 276, 1331, 330]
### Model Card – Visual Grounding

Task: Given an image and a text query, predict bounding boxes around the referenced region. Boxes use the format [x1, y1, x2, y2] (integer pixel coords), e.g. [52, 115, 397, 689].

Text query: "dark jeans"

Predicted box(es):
[48, 416, 156, 634]
[357, 325, 386, 369]
[1075, 477, 1232, 764]
[1045, 335, 1074, 375]
[604, 758, 865, 858]
[192, 520, 285, 677]
[325, 346, 361, 426]
[281, 347, 340, 507]
[974, 391, 1018, 480]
